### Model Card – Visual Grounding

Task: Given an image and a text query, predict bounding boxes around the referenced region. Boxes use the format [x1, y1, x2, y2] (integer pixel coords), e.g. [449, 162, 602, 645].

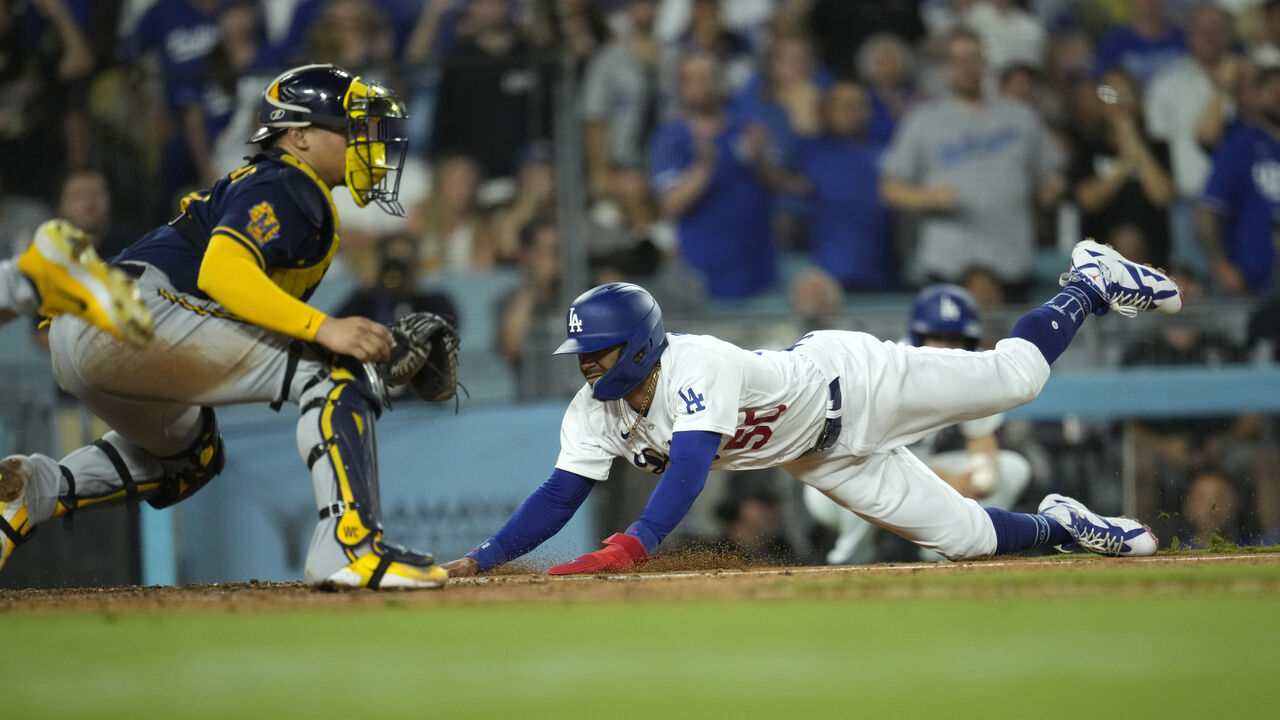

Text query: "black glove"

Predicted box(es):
[383, 312, 460, 402]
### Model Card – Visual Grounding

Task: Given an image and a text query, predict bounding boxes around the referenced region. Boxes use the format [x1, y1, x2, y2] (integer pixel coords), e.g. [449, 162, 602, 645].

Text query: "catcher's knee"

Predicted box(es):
[148, 407, 226, 509]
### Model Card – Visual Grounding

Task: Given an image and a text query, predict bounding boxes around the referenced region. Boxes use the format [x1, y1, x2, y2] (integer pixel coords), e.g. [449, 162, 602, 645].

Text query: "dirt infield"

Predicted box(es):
[2, 552, 1277, 613]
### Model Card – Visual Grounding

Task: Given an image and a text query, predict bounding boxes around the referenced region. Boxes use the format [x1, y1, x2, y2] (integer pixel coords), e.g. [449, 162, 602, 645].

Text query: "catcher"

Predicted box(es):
[0, 64, 459, 590]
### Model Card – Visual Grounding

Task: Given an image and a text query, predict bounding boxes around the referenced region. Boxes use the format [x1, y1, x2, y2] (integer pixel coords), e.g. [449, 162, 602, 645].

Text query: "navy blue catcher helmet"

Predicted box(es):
[249, 63, 409, 216]
[554, 283, 668, 401]
[909, 284, 982, 349]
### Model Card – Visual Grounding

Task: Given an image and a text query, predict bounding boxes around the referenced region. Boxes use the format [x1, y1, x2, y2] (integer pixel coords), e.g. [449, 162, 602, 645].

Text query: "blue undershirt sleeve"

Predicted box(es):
[466, 468, 595, 571]
[625, 430, 722, 553]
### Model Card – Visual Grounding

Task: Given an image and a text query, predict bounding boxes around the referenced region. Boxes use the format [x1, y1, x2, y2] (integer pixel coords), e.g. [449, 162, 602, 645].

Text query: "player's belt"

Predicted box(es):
[167, 211, 209, 251]
[812, 377, 842, 452]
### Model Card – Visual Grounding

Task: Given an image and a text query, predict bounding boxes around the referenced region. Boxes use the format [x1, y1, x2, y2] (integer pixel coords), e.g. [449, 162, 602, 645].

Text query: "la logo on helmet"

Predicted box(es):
[567, 307, 583, 333]
[939, 296, 960, 321]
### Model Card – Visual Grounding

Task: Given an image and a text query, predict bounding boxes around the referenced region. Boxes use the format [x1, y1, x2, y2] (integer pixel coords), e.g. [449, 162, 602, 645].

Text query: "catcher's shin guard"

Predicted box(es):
[300, 364, 385, 549]
[298, 363, 445, 589]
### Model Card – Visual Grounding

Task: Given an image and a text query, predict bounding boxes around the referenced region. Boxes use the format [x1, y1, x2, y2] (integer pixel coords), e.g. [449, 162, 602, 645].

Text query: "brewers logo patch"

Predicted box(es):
[247, 202, 281, 245]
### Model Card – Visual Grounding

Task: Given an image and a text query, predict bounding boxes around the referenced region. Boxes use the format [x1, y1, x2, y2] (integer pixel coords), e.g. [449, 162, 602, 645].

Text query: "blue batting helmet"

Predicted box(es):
[553, 283, 668, 401]
[249, 63, 409, 216]
[909, 284, 982, 349]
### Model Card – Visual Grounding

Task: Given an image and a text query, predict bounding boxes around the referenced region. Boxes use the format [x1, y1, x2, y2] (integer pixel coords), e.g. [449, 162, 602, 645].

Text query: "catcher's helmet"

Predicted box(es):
[554, 283, 667, 401]
[249, 63, 409, 216]
[909, 284, 982, 349]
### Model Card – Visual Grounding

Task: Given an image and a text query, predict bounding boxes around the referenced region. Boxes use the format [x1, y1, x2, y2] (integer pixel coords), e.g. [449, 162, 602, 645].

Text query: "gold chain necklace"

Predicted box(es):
[624, 363, 661, 440]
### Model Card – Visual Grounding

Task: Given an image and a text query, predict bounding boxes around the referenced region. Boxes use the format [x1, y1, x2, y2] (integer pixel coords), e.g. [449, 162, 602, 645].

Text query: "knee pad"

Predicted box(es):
[148, 407, 226, 509]
[299, 364, 383, 549]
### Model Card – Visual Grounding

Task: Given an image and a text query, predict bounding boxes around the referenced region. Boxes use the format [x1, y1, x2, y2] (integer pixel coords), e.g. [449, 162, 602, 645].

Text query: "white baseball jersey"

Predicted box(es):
[555, 333, 829, 479]
[554, 329, 1052, 561]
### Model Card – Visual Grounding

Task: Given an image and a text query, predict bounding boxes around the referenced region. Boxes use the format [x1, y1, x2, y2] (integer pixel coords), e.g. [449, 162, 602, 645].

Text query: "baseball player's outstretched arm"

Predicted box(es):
[444, 468, 596, 576]
[198, 234, 391, 361]
[545, 430, 721, 575]
[623, 430, 720, 551]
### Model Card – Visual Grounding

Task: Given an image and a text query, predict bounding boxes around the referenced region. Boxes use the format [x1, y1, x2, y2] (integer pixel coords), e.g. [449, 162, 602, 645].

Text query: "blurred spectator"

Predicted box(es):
[1042, 29, 1096, 126]
[710, 485, 802, 566]
[404, 0, 468, 64]
[1068, 69, 1174, 266]
[1121, 265, 1280, 546]
[334, 233, 459, 329]
[1181, 468, 1242, 547]
[589, 160, 675, 271]
[496, 216, 560, 371]
[1094, 0, 1186, 88]
[588, 161, 704, 312]
[188, 0, 274, 188]
[730, 30, 826, 247]
[730, 31, 825, 163]
[788, 266, 844, 329]
[807, 0, 925, 79]
[1198, 65, 1280, 295]
[1252, 0, 1280, 68]
[856, 33, 918, 147]
[664, 0, 756, 92]
[125, 0, 221, 208]
[490, 139, 557, 262]
[998, 63, 1040, 107]
[655, 0, 779, 50]
[301, 0, 396, 76]
[1145, 3, 1239, 272]
[1248, 289, 1280, 361]
[0, 0, 96, 200]
[966, 0, 1046, 79]
[880, 27, 1064, 303]
[408, 153, 495, 273]
[650, 51, 784, 300]
[55, 168, 132, 260]
[526, 0, 611, 71]
[275, 0, 417, 67]
[0, 171, 52, 259]
[431, 0, 552, 179]
[581, 0, 663, 197]
[795, 80, 897, 292]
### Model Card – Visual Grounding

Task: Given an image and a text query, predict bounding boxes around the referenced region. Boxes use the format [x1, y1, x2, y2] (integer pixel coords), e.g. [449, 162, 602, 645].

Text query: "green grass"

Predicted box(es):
[5, 563, 1280, 719]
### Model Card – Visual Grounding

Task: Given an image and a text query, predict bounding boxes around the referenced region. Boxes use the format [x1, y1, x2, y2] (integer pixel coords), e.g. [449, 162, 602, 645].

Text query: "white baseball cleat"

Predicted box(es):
[1038, 493, 1158, 558]
[17, 219, 153, 346]
[0, 456, 37, 573]
[1059, 239, 1183, 317]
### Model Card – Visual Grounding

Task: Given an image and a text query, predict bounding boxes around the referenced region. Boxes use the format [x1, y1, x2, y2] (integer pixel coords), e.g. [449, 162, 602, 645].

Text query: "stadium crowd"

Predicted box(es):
[2, 0, 1279, 559]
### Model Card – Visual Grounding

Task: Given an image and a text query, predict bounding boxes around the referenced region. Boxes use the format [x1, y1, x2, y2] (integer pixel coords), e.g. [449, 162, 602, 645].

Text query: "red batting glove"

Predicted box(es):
[547, 533, 650, 575]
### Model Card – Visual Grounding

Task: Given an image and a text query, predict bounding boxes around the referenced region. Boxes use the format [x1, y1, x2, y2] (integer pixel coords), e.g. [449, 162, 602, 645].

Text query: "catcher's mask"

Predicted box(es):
[554, 282, 667, 401]
[909, 283, 982, 350]
[250, 63, 409, 217]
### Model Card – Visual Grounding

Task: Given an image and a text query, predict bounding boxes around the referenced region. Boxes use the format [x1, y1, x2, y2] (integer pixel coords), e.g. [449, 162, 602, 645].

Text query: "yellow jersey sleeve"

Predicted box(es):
[197, 234, 328, 341]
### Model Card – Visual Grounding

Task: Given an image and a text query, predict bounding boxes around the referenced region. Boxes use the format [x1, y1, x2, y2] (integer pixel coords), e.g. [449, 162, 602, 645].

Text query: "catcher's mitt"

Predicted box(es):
[383, 312, 460, 402]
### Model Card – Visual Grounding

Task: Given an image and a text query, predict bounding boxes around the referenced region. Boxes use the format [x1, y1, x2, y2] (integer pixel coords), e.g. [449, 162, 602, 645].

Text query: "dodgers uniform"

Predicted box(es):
[555, 331, 1049, 561]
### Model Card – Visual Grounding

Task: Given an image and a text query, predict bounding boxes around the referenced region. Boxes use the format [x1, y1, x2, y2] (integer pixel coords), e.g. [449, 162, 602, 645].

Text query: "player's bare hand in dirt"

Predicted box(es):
[441, 557, 480, 578]
[314, 316, 393, 362]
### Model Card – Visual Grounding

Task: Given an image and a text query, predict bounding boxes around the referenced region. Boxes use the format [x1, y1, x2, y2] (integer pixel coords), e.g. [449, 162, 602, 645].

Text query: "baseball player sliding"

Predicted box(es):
[0, 64, 458, 590]
[444, 243, 1183, 577]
